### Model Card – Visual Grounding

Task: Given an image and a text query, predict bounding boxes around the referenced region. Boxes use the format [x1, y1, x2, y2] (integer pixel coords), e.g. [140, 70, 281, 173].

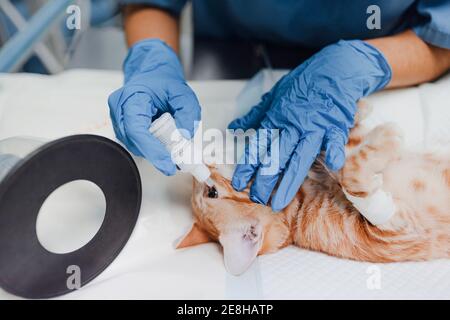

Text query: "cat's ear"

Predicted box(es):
[176, 223, 213, 249]
[219, 225, 263, 276]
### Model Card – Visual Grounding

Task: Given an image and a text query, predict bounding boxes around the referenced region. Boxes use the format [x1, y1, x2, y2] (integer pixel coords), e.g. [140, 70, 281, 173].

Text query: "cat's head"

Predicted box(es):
[176, 166, 290, 275]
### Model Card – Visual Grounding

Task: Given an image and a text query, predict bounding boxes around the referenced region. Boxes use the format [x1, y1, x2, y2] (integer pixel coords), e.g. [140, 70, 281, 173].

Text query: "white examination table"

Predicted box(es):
[0, 70, 448, 299]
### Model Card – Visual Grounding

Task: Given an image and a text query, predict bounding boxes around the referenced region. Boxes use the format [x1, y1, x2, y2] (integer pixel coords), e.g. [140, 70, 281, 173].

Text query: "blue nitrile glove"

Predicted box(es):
[229, 40, 391, 211]
[108, 39, 201, 175]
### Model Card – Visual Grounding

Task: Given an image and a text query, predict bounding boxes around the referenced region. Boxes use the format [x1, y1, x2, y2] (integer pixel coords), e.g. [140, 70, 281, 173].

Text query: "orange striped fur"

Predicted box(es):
[183, 103, 450, 268]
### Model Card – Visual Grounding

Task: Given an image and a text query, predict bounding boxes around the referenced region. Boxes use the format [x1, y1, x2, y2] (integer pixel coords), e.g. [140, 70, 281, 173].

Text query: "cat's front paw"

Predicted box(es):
[367, 122, 404, 153]
[354, 99, 373, 124]
[342, 174, 397, 226]
[342, 171, 383, 198]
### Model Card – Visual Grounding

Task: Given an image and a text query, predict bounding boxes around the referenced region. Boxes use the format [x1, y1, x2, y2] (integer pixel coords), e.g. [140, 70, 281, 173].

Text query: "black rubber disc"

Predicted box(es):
[0, 135, 141, 299]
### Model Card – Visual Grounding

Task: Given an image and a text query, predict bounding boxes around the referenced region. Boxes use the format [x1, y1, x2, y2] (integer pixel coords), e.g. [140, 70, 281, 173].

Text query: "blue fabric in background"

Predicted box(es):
[120, 0, 450, 49]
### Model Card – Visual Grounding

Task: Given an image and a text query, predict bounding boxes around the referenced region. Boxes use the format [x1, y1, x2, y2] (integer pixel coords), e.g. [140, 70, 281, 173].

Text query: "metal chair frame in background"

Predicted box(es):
[0, 0, 74, 73]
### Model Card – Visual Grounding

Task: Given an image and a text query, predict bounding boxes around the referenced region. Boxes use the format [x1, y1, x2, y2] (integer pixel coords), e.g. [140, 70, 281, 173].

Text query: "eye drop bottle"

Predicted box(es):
[149, 112, 214, 187]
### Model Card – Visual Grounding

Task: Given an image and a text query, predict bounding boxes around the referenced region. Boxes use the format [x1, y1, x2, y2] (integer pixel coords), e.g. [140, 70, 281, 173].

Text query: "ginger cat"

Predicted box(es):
[177, 103, 450, 275]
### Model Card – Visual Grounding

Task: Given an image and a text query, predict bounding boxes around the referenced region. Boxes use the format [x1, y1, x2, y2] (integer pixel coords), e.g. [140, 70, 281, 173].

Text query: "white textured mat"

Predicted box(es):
[259, 247, 450, 300]
[0, 70, 448, 299]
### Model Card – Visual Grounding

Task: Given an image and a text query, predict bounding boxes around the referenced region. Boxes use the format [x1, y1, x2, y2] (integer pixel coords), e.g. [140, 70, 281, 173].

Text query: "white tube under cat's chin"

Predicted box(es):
[219, 230, 262, 276]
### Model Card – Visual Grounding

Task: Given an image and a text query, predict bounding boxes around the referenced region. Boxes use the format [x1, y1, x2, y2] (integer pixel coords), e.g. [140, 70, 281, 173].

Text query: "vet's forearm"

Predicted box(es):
[366, 30, 450, 88]
[123, 5, 180, 53]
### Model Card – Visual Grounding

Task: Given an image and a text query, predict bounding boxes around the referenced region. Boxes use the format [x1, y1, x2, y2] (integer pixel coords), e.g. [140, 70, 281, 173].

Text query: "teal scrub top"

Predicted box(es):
[120, 0, 450, 49]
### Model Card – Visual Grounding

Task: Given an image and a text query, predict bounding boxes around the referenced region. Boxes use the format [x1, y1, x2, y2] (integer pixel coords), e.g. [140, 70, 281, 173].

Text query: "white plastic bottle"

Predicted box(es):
[149, 113, 214, 187]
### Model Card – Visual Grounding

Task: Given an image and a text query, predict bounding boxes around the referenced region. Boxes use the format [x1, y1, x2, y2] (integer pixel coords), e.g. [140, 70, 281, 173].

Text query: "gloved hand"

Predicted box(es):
[108, 39, 201, 176]
[229, 40, 391, 211]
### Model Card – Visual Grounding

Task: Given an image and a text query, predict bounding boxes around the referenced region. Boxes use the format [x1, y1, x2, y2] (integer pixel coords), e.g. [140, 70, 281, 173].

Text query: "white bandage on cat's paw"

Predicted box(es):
[342, 177, 396, 226]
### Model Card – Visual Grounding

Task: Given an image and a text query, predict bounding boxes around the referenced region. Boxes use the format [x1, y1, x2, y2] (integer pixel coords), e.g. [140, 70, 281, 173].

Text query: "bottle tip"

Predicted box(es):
[205, 177, 214, 187]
